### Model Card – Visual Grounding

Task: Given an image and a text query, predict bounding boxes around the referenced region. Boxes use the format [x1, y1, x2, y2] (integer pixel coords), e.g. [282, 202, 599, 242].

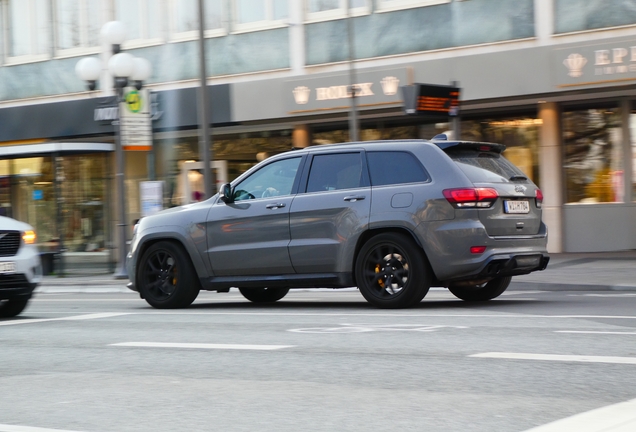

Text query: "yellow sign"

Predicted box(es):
[125, 90, 142, 113]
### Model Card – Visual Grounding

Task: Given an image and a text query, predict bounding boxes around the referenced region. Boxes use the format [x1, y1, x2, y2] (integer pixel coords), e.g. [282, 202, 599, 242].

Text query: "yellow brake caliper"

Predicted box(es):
[375, 264, 385, 288]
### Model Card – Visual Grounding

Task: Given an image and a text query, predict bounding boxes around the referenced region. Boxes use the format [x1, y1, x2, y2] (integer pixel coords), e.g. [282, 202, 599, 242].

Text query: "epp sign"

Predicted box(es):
[401, 84, 460, 117]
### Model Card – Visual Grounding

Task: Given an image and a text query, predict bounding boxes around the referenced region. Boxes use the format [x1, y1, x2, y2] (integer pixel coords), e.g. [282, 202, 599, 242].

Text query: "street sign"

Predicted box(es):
[120, 88, 152, 151]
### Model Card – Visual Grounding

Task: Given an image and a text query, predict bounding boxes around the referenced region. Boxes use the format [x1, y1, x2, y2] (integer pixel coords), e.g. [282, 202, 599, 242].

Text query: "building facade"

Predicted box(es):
[0, 0, 635, 268]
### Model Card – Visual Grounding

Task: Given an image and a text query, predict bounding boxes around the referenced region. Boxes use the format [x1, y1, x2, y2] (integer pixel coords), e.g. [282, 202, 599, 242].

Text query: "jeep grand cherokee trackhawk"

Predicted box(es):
[127, 138, 549, 309]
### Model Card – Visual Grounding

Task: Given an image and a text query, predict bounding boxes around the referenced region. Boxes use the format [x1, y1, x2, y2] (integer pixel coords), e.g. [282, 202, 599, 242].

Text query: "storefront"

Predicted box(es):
[0, 85, 232, 272]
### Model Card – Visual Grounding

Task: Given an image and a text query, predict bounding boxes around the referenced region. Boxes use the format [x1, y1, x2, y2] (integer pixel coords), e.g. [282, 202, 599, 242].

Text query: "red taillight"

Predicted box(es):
[535, 189, 543, 208]
[470, 246, 487, 254]
[443, 188, 498, 208]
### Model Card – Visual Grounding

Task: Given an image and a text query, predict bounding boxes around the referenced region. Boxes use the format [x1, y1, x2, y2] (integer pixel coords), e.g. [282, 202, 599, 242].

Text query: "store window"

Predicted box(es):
[376, 0, 450, 13]
[460, 117, 541, 185]
[554, 0, 636, 34]
[56, 0, 102, 52]
[6, 0, 50, 59]
[563, 106, 623, 204]
[630, 101, 636, 201]
[2, 155, 108, 254]
[305, 0, 369, 21]
[232, 0, 288, 32]
[115, 0, 162, 42]
[171, 0, 224, 39]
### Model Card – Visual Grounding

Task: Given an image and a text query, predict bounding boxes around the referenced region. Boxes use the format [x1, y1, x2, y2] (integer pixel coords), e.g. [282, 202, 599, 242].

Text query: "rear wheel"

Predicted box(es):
[137, 241, 200, 309]
[239, 287, 290, 303]
[0, 298, 30, 318]
[448, 276, 512, 301]
[355, 233, 431, 309]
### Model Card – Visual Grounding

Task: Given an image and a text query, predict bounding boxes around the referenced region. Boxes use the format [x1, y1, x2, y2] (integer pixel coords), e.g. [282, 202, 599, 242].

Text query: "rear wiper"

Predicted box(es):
[509, 175, 528, 181]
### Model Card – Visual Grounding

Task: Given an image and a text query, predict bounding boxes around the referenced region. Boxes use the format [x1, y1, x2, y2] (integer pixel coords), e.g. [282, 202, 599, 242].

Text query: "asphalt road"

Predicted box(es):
[2, 288, 636, 432]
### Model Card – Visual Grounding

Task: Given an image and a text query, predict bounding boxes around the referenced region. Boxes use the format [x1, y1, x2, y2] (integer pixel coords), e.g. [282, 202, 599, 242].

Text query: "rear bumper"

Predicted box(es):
[420, 219, 550, 283]
[453, 253, 549, 282]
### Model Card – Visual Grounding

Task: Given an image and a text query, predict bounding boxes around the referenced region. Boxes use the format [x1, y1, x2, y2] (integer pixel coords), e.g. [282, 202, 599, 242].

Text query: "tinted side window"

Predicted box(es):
[366, 151, 430, 186]
[306, 153, 363, 193]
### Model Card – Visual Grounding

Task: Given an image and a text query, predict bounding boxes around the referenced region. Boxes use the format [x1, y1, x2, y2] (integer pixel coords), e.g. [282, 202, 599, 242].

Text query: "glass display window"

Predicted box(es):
[563, 106, 623, 204]
[460, 116, 541, 186]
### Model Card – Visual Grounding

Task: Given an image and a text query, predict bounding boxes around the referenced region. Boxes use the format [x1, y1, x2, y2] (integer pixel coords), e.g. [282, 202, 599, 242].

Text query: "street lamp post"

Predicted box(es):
[75, 21, 152, 279]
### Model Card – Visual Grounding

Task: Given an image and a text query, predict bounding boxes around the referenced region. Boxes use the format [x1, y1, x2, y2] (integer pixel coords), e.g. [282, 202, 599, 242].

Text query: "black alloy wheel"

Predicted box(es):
[0, 298, 29, 318]
[138, 241, 200, 309]
[355, 233, 431, 309]
[448, 276, 512, 301]
[238, 287, 290, 303]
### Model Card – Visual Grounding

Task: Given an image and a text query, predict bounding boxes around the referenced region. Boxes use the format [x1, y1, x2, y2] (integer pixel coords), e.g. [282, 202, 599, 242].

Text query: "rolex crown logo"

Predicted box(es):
[380, 76, 399, 96]
[563, 53, 587, 78]
[292, 86, 311, 105]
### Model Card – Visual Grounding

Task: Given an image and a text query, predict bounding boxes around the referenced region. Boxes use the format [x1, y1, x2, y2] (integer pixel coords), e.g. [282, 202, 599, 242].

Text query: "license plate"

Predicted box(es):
[0, 262, 16, 274]
[504, 200, 530, 214]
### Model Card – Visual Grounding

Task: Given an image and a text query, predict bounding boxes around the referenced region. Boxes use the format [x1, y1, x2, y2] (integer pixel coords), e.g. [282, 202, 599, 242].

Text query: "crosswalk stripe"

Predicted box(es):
[521, 398, 636, 432]
[470, 352, 636, 365]
[0, 424, 85, 432]
[110, 342, 294, 350]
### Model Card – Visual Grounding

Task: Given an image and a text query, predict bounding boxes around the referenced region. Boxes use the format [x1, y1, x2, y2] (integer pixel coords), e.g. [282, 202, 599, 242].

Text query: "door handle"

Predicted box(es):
[266, 203, 286, 209]
[344, 195, 366, 202]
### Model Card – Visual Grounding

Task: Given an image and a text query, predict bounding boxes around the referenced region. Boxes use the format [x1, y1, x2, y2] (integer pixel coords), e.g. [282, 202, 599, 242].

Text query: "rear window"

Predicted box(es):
[367, 151, 429, 186]
[447, 150, 525, 183]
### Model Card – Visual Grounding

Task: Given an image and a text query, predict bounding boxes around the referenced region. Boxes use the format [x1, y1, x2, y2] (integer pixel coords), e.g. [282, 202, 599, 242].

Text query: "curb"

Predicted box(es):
[509, 282, 636, 292]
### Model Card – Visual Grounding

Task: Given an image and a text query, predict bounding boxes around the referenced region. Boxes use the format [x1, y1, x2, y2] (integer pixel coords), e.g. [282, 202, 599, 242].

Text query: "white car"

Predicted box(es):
[0, 216, 42, 318]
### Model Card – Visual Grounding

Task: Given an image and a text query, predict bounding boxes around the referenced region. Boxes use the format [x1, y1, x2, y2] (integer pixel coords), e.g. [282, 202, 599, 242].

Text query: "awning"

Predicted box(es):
[0, 142, 115, 158]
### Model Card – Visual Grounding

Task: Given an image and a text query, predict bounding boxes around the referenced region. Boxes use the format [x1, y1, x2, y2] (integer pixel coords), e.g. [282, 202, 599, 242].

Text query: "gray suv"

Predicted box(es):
[127, 138, 549, 309]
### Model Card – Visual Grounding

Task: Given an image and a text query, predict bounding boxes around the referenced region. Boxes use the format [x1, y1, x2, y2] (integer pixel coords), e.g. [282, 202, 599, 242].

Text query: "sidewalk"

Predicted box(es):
[35, 251, 636, 294]
[510, 251, 636, 291]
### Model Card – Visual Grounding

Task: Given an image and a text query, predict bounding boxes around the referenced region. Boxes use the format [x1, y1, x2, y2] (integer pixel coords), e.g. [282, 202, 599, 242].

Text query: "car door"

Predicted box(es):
[288, 151, 371, 274]
[206, 156, 303, 276]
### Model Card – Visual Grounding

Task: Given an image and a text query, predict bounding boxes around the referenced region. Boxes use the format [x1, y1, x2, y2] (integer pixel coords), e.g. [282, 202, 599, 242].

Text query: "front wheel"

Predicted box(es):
[137, 241, 200, 309]
[239, 287, 290, 303]
[448, 276, 512, 302]
[0, 298, 30, 318]
[355, 233, 431, 309]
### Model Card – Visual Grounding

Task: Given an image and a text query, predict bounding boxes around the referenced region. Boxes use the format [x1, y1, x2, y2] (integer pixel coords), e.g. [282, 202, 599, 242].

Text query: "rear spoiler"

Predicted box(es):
[430, 135, 506, 154]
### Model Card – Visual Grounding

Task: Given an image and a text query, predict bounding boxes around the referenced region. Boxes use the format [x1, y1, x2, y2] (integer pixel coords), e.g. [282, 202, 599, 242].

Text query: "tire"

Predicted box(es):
[355, 233, 431, 309]
[137, 241, 200, 309]
[239, 287, 290, 303]
[0, 298, 30, 318]
[448, 276, 512, 302]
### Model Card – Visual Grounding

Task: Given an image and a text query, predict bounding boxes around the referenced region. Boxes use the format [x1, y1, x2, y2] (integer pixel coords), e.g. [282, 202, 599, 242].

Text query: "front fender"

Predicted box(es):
[129, 223, 212, 290]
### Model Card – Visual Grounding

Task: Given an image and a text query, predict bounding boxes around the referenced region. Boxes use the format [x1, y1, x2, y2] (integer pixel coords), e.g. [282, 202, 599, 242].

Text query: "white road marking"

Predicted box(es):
[289, 324, 468, 333]
[569, 293, 636, 297]
[110, 342, 294, 350]
[8, 311, 636, 320]
[0, 313, 129, 326]
[555, 330, 636, 335]
[501, 291, 544, 296]
[0, 424, 86, 432]
[470, 352, 636, 365]
[522, 398, 636, 432]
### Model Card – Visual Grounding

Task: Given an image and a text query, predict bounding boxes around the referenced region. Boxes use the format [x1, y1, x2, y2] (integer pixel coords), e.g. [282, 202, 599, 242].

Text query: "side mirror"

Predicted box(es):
[219, 183, 234, 203]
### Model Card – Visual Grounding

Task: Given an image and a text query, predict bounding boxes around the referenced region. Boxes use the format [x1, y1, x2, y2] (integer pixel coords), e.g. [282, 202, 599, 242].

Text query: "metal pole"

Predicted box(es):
[451, 80, 461, 140]
[113, 91, 128, 279]
[346, 0, 359, 142]
[53, 154, 65, 276]
[198, 0, 213, 198]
